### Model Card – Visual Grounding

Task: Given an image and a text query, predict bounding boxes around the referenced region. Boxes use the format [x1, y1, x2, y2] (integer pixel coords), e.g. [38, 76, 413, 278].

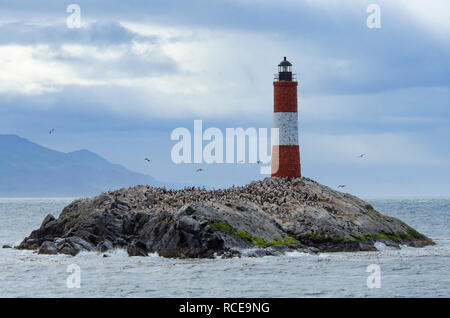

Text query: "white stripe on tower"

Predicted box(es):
[273, 112, 299, 146]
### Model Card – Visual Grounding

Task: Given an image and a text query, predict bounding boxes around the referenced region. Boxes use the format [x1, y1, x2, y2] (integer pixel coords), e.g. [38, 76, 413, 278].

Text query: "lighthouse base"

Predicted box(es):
[271, 145, 301, 178]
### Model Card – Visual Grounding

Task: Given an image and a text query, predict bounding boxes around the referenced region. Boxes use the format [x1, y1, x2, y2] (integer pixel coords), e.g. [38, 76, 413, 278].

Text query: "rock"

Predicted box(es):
[64, 237, 95, 251]
[157, 247, 214, 259]
[97, 240, 113, 252]
[157, 249, 183, 258]
[216, 249, 241, 259]
[18, 239, 40, 250]
[127, 246, 147, 257]
[41, 214, 56, 228]
[38, 241, 58, 255]
[59, 243, 80, 256]
[18, 177, 434, 258]
[127, 240, 148, 257]
[244, 249, 276, 258]
[305, 247, 320, 254]
[2, 244, 12, 249]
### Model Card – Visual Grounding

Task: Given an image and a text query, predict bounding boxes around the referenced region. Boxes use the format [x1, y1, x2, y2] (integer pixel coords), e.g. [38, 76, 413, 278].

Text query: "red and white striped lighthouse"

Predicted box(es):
[271, 57, 301, 178]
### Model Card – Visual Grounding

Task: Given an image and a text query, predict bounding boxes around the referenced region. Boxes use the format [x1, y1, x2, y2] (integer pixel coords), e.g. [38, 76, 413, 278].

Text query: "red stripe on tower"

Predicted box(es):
[271, 57, 301, 178]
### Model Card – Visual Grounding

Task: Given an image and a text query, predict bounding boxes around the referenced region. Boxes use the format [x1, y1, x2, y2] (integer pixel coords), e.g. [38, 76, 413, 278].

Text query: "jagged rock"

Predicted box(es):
[127, 246, 147, 257]
[157, 247, 214, 259]
[244, 248, 282, 258]
[216, 249, 241, 258]
[127, 240, 148, 257]
[66, 237, 95, 251]
[59, 243, 80, 256]
[97, 240, 113, 252]
[18, 177, 434, 258]
[41, 214, 56, 228]
[38, 241, 58, 255]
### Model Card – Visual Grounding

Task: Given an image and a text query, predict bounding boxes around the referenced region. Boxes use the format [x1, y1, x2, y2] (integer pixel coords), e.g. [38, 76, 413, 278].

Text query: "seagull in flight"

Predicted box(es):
[356, 153, 366, 158]
[49, 129, 55, 134]
[196, 168, 204, 173]
[144, 158, 151, 163]
[338, 185, 346, 188]
[257, 160, 263, 164]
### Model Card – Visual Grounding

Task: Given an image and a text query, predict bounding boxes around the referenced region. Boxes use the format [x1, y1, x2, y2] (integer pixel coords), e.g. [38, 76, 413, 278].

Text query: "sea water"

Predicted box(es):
[0, 197, 448, 297]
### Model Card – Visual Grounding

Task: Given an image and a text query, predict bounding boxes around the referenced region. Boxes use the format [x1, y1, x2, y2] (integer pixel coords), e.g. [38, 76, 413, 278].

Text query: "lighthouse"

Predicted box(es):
[271, 57, 301, 178]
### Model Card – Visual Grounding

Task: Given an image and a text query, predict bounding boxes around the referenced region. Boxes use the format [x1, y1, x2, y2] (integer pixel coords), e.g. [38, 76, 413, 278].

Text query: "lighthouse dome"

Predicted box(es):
[278, 57, 292, 67]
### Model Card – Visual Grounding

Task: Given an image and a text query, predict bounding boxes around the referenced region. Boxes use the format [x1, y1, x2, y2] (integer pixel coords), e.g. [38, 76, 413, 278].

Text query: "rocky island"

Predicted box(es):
[18, 177, 434, 258]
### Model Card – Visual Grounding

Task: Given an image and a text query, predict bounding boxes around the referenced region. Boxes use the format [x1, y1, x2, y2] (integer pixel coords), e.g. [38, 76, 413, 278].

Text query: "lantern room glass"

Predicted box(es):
[278, 65, 292, 72]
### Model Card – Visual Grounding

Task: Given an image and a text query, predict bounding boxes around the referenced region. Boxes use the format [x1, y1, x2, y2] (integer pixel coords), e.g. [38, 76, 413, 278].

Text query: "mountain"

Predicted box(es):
[0, 134, 166, 197]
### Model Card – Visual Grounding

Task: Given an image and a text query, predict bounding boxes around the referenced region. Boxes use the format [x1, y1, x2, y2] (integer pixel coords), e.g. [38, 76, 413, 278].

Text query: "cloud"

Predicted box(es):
[395, 0, 450, 39]
[1, 17, 449, 120]
[0, 21, 146, 46]
[1, 1, 450, 100]
[0, 45, 93, 94]
[0, 21, 179, 95]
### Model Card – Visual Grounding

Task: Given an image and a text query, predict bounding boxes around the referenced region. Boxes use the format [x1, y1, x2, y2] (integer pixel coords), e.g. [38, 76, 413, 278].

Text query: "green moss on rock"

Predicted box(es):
[210, 222, 301, 248]
[307, 232, 332, 241]
[342, 230, 425, 243]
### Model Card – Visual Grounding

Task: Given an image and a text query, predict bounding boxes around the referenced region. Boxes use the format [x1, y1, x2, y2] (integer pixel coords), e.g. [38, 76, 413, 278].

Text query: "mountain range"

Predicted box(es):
[0, 134, 167, 197]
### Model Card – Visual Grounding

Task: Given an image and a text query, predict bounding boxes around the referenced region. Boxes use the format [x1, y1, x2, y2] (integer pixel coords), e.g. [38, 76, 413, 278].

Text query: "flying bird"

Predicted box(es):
[49, 129, 55, 134]
[257, 160, 263, 164]
[357, 153, 366, 158]
[196, 168, 204, 173]
[338, 185, 346, 188]
[144, 158, 151, 163]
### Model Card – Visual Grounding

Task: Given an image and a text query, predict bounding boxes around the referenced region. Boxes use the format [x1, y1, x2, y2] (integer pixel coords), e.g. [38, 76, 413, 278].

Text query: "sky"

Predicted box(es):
[0, 0, 449, 197]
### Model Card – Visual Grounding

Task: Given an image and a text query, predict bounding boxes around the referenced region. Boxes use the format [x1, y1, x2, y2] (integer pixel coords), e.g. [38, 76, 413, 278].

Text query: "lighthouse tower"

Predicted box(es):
[271, 57, 301, 178]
